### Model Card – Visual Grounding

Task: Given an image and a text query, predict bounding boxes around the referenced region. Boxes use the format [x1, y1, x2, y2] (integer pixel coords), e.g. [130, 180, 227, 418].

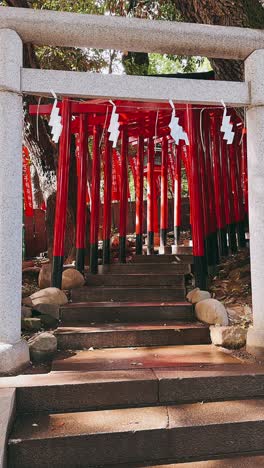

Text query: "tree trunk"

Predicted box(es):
[6, 0, 78, 262]
[174, 0, 264, 81]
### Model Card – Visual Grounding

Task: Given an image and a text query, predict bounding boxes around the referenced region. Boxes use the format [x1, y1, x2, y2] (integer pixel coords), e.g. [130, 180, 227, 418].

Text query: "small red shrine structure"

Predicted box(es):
[30, 96, 247, 290]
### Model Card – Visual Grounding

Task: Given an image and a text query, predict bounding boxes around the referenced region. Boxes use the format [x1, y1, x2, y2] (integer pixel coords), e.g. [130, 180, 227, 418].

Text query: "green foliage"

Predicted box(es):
[1, 0, 213, 76]
[149, 54, 212, 75]
[31, 0, 105, 14]
[243, 0, 264, 28]
[35, 46, 107, 72]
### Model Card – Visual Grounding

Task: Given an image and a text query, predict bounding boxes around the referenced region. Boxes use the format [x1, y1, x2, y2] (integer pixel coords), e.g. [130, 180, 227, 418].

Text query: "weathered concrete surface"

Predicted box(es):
[0, 29, 29, 374]
[55, 321, 210, 350]
[1, 6, 264, 60]
[0, 387, 15, 468]
[145, 457, 264, 468]
[0, 341, 29, 376]
[245, 50, 264, 358]
[60, 301, 194, 323]
[210, 325, 247, 349]
[51, 344, 239, 372]
[8, 399, 264, 466]
[0, 369, 158, 413]
[21, 69, 250, 106]
[2, 364, 264, 413]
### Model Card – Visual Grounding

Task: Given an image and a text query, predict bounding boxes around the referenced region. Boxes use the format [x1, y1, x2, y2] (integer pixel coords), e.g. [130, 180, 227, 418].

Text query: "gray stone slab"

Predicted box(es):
[21, 69, 250, 107]
[1, 6, 264, 60]
[0, 387, 15, 468]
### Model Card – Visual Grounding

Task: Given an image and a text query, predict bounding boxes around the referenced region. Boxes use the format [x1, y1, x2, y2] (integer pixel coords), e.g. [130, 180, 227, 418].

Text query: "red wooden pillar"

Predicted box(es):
[135, 135, 144, 254]
[119, 126, 128, 263]
[229, 141, 246, 249]
[195, 109, 209, 265]
[209, 112, 228, 257]
[203, 110, 219, 266]
[229, 144, 240, 224]
[76, 114, 88, 273]
[147, 137, 155, 254]
[153, 175, 159, 236]
[102, 134, 112, 264]
[160, 136, 168, 248]
[90, 125, 101, 274]
[241, 130, 248, 216]
[221, 138, 237, 253]
[185, 105, 207, 288]
[234, 135, 246, 248]
[174, 145, 182, 245]
[52, 98, 72, 288]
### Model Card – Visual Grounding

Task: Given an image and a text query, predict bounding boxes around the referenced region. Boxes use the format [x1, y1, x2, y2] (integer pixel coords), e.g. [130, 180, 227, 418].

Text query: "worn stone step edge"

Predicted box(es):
[55, 322, 210, 350]
[8, 399, 264, 467]
[133, 255, 193, 264]
[2, 366, 264, 413]
[71, 287, 186, 302]
[60, 302, 194, 323]
[85, 274, 185, 286]
[98, 264, 191, 273]
[94, 454, 264, 468]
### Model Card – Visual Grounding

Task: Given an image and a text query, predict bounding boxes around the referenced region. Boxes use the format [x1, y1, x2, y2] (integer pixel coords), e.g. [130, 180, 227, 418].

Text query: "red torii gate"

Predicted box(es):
[29, 99, 247, 290]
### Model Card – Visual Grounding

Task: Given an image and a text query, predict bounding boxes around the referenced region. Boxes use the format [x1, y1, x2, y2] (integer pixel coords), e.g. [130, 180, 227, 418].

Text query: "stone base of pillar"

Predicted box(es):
[246, 327, 264, 359]
[159, 245, 172, 255]
[0, 340, 29, 375]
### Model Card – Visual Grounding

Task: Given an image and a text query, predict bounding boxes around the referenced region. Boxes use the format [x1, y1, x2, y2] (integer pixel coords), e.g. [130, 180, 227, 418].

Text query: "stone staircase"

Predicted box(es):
[55, 251, 209, 350]
[4, 251, 264, 467]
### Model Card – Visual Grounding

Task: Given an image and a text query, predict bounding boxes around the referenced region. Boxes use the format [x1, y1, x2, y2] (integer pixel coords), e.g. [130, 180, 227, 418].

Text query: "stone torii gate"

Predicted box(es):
[0, 6, 263, 373]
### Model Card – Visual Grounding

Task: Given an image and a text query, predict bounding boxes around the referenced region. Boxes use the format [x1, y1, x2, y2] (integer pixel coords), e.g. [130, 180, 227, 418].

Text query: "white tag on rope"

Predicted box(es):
[169, 100, 189, 145]
[108, 100, 120, 148]
[49, 89, 63, 143]
[221, 100, 234, 145]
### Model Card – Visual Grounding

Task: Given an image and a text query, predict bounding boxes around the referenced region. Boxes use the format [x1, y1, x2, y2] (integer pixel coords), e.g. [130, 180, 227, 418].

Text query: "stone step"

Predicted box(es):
[170, 246, 193, 255]
[86, 273, 185, 287]
[101, 455, 264, 467]
[135, 456, 264, 468]
[60, 301, 194, 323]
[71, 286, 186, 303]
[98, 263, 191, 274]
[51, 344, 240, 373]
[55, 322, 210, 350]
[2, 364, 264, 414]
[133, 254, 193, 264]
[8, 399, 264, 467]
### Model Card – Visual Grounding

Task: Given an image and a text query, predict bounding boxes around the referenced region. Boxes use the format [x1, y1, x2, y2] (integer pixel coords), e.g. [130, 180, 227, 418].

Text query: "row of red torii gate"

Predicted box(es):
[29, 94, 248, 290]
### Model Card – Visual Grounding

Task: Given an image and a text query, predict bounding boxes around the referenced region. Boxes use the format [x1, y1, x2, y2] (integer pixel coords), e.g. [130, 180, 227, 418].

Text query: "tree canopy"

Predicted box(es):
[1, 0, 264, 259]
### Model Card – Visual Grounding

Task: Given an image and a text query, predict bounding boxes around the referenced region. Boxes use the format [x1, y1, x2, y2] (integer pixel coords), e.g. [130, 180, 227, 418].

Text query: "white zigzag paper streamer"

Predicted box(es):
[221, 103, 235, 145]
[108, 100, 120, 148]
[169, 100, 189, 146]
[49, 90, 62, 143]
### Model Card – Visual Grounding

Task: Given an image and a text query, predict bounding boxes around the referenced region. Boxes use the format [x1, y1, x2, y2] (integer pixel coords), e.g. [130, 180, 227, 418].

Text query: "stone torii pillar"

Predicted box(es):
[0, 29, 29, 373]
[246, 50, 264, 358]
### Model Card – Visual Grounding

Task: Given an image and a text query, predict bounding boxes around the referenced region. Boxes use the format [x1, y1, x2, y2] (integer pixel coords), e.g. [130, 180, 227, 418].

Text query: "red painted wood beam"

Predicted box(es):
[102, 134, 112, 264]
[119, 126, 128, 263]
[173, 144, 182, 244]
[209, 112, 228, 257]
[76, 114, 88, 273]
[202, 110, 219, 265]
[135, 135, 144, 255]
[185, 105, 207, 288]
[90, 124, 101, 273]
[52, 97, 72, 288]
[147, 137, 155, 254]
[160, 136, 168, 247]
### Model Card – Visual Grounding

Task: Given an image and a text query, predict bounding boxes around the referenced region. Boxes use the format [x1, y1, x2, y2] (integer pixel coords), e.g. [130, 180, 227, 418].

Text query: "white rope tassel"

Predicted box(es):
[169, 100, 189, 146]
